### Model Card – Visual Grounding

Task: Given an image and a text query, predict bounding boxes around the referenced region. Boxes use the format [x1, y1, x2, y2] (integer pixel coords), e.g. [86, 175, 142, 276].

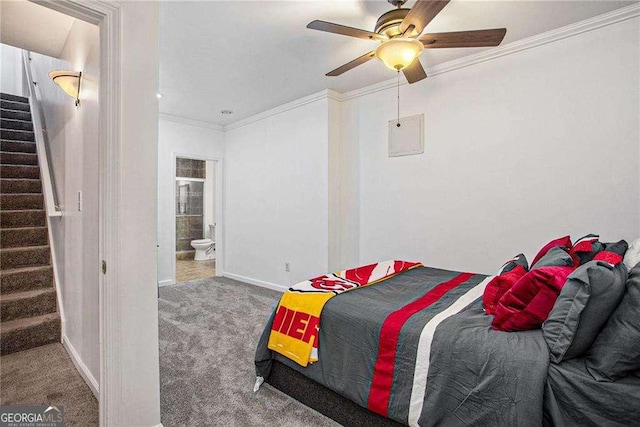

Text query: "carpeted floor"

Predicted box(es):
[158, 276, 340, 426]
[0, 343, 99, 426]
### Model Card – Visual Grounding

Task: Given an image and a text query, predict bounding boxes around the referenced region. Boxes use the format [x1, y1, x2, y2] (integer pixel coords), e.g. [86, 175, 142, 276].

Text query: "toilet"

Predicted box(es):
[191, 224, 215, 261]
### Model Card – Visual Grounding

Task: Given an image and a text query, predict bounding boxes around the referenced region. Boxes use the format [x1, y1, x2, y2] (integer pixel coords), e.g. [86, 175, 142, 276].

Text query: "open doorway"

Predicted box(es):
[175, 157, 217, 283]
[0, 1, 101, 424]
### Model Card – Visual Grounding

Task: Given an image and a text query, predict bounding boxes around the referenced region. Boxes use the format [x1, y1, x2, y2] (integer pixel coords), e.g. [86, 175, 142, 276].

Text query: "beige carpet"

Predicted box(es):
[0, 343, 98, 426]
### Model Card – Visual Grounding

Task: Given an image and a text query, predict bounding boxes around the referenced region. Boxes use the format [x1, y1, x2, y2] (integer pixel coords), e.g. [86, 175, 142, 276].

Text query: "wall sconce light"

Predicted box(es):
[49, 70, 82, 106]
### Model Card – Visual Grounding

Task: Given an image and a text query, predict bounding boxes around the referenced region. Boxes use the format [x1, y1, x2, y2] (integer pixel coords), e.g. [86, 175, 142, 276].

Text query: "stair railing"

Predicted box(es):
[21, 50, 62, 218]
[21, 50, 66, 334]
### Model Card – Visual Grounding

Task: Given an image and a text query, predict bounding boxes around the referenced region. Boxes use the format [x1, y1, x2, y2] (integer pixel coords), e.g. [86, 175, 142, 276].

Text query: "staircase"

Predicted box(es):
[0, 92, 60, 355]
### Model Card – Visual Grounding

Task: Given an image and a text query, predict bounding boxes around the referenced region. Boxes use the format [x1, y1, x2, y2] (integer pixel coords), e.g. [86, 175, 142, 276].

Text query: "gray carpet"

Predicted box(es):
[0, 343, 99, 426]
[158, 277, 341, 426]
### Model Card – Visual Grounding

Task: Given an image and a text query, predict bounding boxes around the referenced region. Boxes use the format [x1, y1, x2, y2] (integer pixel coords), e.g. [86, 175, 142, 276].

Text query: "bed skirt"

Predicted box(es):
[267, 360, 403, 426]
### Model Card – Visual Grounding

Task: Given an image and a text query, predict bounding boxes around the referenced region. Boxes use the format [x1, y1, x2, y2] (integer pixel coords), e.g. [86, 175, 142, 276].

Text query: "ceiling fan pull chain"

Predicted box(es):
[397, 70, 401, 128]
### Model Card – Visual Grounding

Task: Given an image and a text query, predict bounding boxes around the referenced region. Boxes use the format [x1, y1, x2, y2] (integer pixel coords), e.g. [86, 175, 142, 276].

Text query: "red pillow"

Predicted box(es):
[569, 234, 603, 266]
[531, 236, 572, 266]
[593, 240, 628, 266]
[483, 265, 527, 315]
[492, 266, 574, 332]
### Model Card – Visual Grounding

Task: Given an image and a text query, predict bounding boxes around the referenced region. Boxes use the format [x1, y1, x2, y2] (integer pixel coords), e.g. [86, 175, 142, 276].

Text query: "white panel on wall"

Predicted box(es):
[388, 114, 424, 157]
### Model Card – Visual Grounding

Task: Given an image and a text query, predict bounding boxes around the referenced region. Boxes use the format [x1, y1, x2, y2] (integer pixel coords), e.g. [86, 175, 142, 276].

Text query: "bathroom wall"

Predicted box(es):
[176, 157, 205, 179]
[176, 159, 205, 252]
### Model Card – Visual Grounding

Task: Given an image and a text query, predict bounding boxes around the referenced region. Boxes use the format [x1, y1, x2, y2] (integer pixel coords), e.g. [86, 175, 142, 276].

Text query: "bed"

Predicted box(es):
[255, 264, 640, 426]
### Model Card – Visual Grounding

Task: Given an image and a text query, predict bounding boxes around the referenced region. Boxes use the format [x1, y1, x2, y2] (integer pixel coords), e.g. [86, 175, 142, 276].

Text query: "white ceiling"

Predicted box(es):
[159, 0, 636, 126]
[0, 0, 76, 59]
[1, 1, 634, 127]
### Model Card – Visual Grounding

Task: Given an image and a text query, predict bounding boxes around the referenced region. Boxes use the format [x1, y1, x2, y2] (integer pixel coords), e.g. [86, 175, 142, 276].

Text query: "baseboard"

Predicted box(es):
[158, 279, 174, 287]
[222, 272, 288, 293]
[59, 319, 66, 341]
[62, 335, 99, 399]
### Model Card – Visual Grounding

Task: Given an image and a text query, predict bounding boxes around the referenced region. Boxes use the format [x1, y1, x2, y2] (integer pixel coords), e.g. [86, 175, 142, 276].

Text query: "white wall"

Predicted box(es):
[348, 17, 640, 274]
[30, 18, 101, 390]
[157, 118, 224, 285]
[115, 1, 162, 424]
[224, 98, 331, 289]
[327, 97, 341, 271]
[335, 98, 360, 270]
[0, 43, 25, 96]
[204, 160, 216, 238]
[30, 52, 69, 302]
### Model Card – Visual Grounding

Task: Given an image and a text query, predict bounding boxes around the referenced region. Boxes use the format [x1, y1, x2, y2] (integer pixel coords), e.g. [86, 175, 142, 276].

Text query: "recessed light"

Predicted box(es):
[221, 110, 234, 115]
[156, 93, 163, 99]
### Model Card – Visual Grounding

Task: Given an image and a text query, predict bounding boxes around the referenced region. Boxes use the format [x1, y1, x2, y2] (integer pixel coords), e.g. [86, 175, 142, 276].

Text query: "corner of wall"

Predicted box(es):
[327, 98, 342, 271]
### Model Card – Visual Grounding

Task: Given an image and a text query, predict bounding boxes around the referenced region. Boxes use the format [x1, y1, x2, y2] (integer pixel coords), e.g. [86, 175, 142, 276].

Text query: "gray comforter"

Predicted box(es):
[255, 266, 551, 426]
[544, 359, 640, 426]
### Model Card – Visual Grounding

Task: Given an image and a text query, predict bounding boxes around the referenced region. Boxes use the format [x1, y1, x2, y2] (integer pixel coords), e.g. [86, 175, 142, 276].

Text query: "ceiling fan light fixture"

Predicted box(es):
[375, 38, 424, 71]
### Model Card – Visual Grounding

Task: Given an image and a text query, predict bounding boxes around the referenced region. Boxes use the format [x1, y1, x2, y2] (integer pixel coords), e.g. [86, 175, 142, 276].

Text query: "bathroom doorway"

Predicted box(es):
[174, 156, 219, 283]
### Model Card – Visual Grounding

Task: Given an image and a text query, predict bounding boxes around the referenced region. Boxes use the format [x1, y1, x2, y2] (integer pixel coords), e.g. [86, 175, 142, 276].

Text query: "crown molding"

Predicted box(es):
[326, 89, 345, 102]
[225, 89, 342, 131]
[159, 113, 225, 131]
[341, 3, 640, 101]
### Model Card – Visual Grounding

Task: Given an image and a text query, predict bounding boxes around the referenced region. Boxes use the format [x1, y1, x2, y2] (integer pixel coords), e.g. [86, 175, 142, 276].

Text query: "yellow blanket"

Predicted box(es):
[267, 260, 423, 366]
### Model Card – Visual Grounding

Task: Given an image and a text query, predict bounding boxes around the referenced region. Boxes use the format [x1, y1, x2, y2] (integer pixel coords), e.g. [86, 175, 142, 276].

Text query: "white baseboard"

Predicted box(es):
[158, 279, 174, 287]
[59, 319, 66, 342]
[222, 272, 288, 293]
[62, 335, 99, 399]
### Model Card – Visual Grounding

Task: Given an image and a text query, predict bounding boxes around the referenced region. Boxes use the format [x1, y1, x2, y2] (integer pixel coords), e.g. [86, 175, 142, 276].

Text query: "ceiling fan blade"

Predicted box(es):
[307, 20, 387, 41]
[399, 0, 450, 36]
[402, 60, 427, 84]
[420, 29, 507, 48]
[326, 51, 376, 77]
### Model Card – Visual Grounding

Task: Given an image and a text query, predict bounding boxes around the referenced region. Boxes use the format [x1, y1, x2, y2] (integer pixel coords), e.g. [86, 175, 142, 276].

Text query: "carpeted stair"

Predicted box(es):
[0, 92, 60, 355]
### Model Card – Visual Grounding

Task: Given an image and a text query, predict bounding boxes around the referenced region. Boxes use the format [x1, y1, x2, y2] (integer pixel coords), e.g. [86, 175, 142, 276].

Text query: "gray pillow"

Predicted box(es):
[585, 262, 640, 381]
[542, 260, 628, 363]
[497, 253, 529, 274]
[531, 247, 574, 269]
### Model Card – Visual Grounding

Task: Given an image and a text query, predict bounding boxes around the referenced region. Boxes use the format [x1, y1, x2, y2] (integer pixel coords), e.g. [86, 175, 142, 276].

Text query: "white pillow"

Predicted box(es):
[624, 238, 640, 270]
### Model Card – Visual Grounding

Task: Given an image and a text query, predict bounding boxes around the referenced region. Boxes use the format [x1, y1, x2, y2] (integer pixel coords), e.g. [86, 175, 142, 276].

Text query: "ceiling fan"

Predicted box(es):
[307, 0, 507, 84]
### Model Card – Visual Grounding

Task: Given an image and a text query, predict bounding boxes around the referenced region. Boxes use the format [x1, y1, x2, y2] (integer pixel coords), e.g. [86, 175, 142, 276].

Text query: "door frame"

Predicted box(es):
[170, 153, 224, 285]
[32, 1, 122, 425]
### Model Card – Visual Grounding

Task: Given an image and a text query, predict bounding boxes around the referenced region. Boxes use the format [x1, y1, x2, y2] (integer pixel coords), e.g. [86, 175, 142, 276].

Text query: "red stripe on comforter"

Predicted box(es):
[367, 272, 474, 416]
